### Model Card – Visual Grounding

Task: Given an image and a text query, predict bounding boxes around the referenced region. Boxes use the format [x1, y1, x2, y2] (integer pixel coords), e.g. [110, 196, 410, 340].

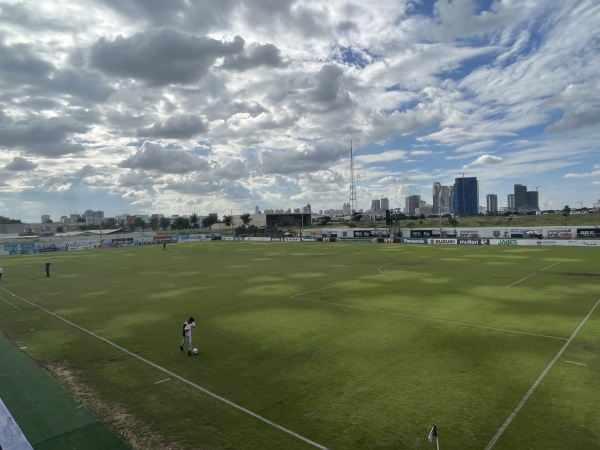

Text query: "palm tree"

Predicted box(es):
[190, 213, 199, 232]
[222, 215, 233, 235]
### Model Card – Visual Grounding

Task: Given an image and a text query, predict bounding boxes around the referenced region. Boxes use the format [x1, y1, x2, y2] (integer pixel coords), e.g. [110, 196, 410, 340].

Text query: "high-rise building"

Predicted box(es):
[507, 194, 515, 210]
[405, 195, 421, 216]
[514, 184, 527, 212]
[41, 214, 50, 223]
[380, 198, 389, 211]
[433, 182, 452, 215]
[486, 194, 498, 213]
[527, 190, 539, 211]
[84, 210, 104, 225]
[433, 182, 442, 214]
[371, 199, 381, 212]
[453, 177, 479, 216]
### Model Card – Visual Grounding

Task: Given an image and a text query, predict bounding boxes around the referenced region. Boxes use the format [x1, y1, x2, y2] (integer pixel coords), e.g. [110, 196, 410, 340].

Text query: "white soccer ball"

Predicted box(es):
[192, 348, 198, 355]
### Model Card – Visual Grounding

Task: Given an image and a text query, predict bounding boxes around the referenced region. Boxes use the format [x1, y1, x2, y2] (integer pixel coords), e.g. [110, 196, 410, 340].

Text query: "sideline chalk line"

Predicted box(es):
[0, 287, 329, 450]
[506, 261, 561, 287]
[484, 297, 600, 449]
[290, 264, 567, 342]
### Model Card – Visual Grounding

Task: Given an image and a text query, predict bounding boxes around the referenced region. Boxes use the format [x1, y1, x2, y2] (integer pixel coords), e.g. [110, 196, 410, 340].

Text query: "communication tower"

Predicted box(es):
[349, 140, 357, 213]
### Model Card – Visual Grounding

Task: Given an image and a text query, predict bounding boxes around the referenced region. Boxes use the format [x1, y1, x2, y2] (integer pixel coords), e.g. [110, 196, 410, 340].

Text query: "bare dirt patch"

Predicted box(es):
[44, 360, 186, 450]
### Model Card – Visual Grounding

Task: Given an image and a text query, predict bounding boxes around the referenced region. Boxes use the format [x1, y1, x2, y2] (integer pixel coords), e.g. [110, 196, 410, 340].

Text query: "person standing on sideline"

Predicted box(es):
[0, 266, 3, 281]
[180, 317, 195, 355]
[45, 262, 51, 277]
[163, 242, 167, 251]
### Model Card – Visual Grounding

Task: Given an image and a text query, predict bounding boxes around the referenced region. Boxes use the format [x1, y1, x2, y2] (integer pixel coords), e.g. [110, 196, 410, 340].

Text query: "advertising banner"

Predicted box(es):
[576, 228, 600, 238]
[457, 239, 490, 245]
[491, 239, 521, 246]
[402, 238, 428, 244]
[428, 238, 457, 245]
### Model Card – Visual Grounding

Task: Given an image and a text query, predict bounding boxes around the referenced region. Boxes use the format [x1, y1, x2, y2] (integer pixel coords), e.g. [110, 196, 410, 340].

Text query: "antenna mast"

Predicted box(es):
[349, 140, 357, 214]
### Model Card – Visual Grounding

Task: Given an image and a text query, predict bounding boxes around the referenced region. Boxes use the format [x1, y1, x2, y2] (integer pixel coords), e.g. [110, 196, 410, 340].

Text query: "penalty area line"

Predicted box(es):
[485, 297, 600, 450]
[506, 262, 561, 288]
[0, 287, 329, 450]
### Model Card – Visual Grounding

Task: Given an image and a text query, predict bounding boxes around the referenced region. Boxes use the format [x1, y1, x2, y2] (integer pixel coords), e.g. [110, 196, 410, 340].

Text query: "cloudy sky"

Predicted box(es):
[1, 0, 599, 222]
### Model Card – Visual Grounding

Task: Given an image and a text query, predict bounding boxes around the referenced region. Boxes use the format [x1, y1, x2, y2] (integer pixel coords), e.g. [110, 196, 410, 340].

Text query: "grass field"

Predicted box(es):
[1, 242, 599, 449]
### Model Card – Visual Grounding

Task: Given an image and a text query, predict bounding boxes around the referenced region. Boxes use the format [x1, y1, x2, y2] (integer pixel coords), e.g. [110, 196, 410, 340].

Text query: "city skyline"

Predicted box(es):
[25, 177, 555, 225]
[1, 1, 599, 223]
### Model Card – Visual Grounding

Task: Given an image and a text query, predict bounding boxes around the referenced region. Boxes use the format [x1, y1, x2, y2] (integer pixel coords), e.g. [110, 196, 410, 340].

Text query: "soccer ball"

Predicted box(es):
[192, 348, 198, 355]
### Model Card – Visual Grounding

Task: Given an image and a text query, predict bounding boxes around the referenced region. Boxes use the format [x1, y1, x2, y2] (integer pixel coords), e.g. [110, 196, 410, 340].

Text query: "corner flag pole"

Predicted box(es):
[428, 424, 439, 449]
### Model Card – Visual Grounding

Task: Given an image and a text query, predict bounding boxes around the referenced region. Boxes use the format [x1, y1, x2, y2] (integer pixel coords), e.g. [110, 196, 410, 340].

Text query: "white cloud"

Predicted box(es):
[0, 0, 599, 221]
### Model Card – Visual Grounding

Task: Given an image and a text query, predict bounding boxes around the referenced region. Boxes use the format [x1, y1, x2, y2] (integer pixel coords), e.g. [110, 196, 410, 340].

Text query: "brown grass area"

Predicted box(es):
[44, 360, 186, 450]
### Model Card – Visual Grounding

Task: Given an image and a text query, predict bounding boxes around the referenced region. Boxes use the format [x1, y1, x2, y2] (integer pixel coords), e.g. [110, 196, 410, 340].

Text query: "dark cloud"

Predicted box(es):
[88, 28, 245, 86]
[260, 141, 347, 175]
[310, 64, 345, 104]
[98, 0, 237, 33]
[118, 141, 210, 173]
[0, 40, 54, 86]
[137, 114, 210, 139]
[221, 43, 286, 71]
[117, 170, 158, 187]
[4, 156, 37, 171]
[212, 159, 248, 180]
[0, 117, 90, 156]
[546, 105, 600, 133]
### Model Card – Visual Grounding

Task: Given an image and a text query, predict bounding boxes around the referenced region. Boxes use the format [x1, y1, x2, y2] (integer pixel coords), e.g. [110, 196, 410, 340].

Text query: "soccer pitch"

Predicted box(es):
[1, 242, 599, 449]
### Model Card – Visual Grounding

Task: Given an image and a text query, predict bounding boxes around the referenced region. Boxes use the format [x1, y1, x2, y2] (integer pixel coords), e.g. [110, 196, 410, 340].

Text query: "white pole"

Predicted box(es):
[436, 437, 440, 450]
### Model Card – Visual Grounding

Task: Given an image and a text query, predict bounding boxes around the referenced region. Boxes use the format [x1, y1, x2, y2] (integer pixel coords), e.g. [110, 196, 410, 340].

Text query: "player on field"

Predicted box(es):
[180, 317, 196, 355]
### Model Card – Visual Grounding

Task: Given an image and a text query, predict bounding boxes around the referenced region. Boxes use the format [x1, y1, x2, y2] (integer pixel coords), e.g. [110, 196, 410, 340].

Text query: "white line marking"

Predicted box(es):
[565, 360, 587, 366]
[153, 378, 171, 384]
[289, 295, 567, 341]
[0, 287, 329, 450]
[506, 262, 561, 287]
[292, 264, 420, 298]
[485, 298, 600, 449]
[290, 264, 566, 341]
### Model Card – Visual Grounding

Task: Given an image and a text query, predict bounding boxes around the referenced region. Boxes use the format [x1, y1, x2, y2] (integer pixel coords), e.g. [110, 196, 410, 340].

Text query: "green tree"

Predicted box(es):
[172, 217, 190, 230]
[562, 205, 571, 227]
[103, 217, 117, 229]
[0, 216, 22, 224]
[148, 216, 159, 232]
[159, 217, 171, 231]
[56, 226, 64, 233]
[190, 213, 199, 231]
[202, 216, 217, 230]
[222, 215, 233, 234]
[447, 217, 459, 235]
[131, 217, 147, 230]
[351, 213, 362, 222]
[240, 213, 252, 226]
[319, 216, 331, 225]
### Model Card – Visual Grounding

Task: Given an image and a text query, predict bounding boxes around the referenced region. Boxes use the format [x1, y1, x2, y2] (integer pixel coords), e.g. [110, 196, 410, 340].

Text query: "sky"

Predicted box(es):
[0, 0, 599, 223]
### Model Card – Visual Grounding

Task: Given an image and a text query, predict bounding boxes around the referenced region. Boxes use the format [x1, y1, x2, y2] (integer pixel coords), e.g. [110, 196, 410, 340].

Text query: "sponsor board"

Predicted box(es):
[492, 239, 520, 245]
[429, 239, 456, 245]
[577, 228, 600, 238]
[402, 238, 428, 244]
[458, 230, 481, 238]
[544, 229, 573, 239]
[457, 239, 490, 245]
